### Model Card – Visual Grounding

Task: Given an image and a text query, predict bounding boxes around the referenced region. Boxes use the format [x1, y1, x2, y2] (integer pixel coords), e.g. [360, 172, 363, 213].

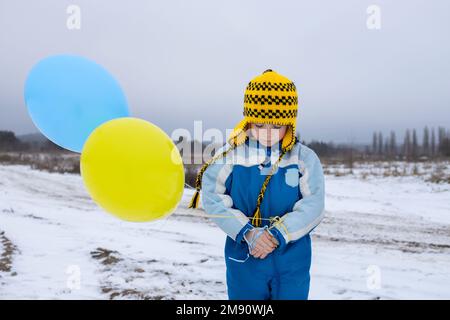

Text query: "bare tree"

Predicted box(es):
[372, 132, 378, 156]
[389, 131, 397, 158]
[438, 128, 450, 157]
[438, 127, 446, 156]
[384, 136, 389, 157]
[403, 129, 411, 160]
[422, 126, 430, 157]
[412, 129, 418, 160]
[431, 127, 436, 157]
[378, 132, 383, 156]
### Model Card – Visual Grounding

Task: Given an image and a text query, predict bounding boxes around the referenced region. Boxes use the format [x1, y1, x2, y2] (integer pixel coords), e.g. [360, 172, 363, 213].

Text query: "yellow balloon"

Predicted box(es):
[80, 117, 184, 222]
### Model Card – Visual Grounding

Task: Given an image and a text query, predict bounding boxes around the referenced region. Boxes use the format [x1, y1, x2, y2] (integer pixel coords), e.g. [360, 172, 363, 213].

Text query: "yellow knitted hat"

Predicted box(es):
[227, 69, 298, 152]
[188, 69, 299, 227]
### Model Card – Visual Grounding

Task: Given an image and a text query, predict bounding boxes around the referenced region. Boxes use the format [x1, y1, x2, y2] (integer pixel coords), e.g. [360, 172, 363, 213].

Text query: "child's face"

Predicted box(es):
[249, 122, 287, 147]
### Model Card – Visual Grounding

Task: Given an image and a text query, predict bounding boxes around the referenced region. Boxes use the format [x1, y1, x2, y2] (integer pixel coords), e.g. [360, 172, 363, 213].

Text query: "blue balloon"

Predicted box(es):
[24, 55, 129, 153]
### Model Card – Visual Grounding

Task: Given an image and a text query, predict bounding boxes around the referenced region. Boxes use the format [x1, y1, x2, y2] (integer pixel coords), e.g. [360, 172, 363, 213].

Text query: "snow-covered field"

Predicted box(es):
[0, 164, 449, 300]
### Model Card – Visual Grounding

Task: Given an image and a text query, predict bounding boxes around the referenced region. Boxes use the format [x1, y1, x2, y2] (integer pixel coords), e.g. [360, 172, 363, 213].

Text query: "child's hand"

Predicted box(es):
[244, 229, 279, 259]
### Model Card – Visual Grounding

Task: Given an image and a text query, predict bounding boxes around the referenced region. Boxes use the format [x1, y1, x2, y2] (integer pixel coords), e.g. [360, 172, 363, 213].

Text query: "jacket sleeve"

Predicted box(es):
[200, 146, 253, 243]
[270, 145, 325, 250]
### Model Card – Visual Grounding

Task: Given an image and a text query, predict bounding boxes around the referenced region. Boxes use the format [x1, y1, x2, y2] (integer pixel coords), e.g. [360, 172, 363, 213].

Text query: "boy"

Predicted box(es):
[188, 69, 325, 300]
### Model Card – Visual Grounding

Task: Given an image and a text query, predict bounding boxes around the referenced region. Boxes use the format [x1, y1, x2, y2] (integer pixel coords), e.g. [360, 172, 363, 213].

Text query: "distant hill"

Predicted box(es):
[17, 132, 48, 144]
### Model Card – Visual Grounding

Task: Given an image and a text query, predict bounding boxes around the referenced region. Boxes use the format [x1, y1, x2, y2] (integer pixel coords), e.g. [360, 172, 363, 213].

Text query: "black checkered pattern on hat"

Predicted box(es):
[246, 81, 296, 92]
[244, 94, 298, 106]
[243, 107, 297, 119]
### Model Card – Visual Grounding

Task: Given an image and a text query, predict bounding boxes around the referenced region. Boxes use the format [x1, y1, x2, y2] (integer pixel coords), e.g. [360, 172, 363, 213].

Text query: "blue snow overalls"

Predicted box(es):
[201, 137, 325, 300]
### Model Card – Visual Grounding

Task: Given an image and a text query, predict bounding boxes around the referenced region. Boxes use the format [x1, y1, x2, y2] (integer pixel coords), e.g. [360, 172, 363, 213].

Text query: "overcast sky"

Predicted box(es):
[1, 0, 449, 143]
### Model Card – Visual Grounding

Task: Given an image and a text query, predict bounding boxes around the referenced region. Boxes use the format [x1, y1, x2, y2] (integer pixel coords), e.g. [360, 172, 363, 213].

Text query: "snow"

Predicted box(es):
[0, 164, 449, 299]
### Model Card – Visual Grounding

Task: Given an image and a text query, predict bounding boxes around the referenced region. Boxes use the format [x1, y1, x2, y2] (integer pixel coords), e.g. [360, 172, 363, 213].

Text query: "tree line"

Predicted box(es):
[369, 126, 450, 160]
[299, 127, 450, 162]
[1, 127, 449, 161]
[0, 131, 62, 152]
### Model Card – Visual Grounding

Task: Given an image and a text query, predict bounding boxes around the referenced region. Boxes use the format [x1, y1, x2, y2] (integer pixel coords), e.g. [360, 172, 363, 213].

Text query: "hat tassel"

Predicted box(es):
[188, 189, 200, 209]
[251, 207, 262, 227]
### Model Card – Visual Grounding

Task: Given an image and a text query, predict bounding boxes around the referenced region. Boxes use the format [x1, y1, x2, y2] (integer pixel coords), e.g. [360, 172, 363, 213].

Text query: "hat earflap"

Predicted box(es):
[281, 124, 296, 152]
[227, 118, 249, 148]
